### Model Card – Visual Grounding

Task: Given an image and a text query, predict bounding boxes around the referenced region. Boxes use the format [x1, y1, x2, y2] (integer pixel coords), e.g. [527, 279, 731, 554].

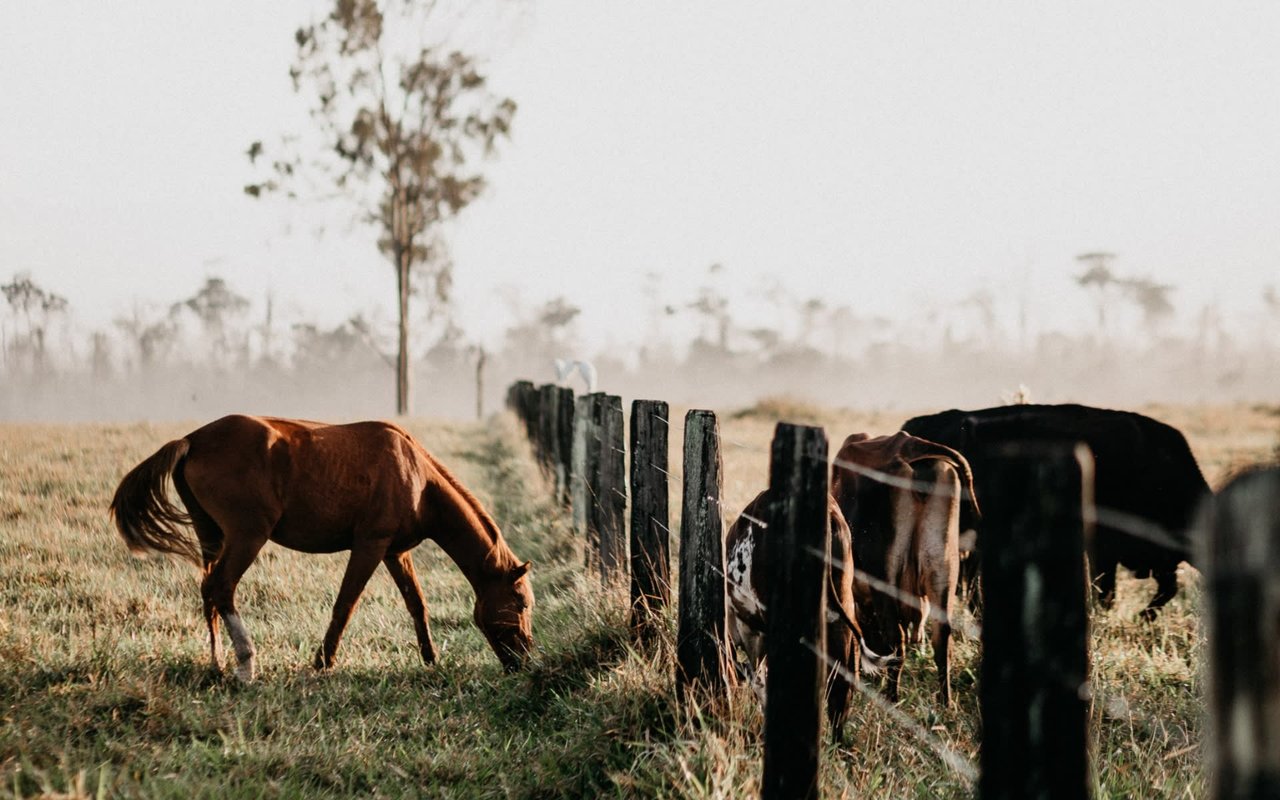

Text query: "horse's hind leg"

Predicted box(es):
[315, 542, 388, 670]
[384, 551, 438, 666]
[174, 472, 226, 671]
[204, 530, 268, 682]
[197, 532, 225, 671]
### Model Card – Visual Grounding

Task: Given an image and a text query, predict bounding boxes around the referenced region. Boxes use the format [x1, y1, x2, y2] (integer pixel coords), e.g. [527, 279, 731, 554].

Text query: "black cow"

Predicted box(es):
[901, 404, 1211, 620]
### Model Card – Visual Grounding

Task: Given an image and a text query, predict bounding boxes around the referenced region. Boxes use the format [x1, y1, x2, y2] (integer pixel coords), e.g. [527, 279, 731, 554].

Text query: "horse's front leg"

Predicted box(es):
[315, 543, 387, 670]
[383, 551, 438, 665]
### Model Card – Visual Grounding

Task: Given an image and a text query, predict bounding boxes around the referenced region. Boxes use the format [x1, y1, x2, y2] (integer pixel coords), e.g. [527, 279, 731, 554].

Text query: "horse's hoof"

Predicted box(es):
[313, 647, 332, 671]
[235, 658, 256, 683]
[1139, 607, 1159, 623]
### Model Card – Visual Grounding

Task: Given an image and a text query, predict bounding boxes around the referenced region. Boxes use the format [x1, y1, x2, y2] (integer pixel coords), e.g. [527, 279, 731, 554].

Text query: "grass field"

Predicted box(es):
[1, 402, 1276, 798]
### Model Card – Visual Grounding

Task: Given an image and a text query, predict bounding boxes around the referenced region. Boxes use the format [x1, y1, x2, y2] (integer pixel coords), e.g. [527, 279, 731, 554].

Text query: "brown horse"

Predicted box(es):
[109, 415, 535, 681]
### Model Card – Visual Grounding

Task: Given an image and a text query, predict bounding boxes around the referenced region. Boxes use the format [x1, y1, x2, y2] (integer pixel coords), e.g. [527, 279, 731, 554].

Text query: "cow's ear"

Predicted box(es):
[511, 561, 532, 581]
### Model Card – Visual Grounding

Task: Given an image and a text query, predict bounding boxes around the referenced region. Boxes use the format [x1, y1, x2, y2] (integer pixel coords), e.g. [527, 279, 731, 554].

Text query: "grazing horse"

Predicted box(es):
[109, 415, 535, 681]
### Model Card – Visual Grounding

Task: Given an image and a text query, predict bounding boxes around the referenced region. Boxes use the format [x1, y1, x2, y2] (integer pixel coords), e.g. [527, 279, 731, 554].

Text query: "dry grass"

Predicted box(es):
[0, 401, 1275, 797]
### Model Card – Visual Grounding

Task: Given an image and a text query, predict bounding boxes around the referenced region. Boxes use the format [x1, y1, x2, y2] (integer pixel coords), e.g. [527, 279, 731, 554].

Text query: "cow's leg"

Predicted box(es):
[1092, 551, 1119, 610]
[928, 611, 952, 707]
[959, 537, 982, 621]
[924, 586, 955, 707]
[885, 623, 907, 703]
[921, 464, 959, 706]
[1140, 567, 1179, 622]
[203, 530, 269, 682]
[315, 541, 389, 670]
[729, 615, 767, 707]
[825, 621, 854, 740]
[383, 550, 438, 665]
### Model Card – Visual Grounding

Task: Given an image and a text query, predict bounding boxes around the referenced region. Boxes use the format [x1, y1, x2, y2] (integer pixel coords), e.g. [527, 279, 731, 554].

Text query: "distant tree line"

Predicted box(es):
[4, 258, 1279, 422]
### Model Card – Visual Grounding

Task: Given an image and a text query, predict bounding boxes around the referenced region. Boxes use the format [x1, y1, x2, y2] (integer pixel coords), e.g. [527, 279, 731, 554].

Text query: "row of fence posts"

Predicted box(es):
[505, 380, 1280, 800]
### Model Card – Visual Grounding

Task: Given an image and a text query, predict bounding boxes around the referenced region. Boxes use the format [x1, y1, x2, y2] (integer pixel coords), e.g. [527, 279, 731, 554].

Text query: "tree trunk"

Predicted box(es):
[396, 254, 411, 416]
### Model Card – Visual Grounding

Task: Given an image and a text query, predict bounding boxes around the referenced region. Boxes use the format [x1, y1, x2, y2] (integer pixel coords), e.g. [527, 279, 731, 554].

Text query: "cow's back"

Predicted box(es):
[902, 403, 1210, 564]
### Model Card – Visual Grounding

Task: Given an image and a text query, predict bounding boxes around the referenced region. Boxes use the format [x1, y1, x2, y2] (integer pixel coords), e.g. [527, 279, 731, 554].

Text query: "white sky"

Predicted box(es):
[2, 1, 1279, 352]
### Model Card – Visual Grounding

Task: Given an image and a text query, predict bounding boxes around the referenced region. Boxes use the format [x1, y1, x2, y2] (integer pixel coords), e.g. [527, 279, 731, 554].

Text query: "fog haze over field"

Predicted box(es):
[2, 2, 1278, 421]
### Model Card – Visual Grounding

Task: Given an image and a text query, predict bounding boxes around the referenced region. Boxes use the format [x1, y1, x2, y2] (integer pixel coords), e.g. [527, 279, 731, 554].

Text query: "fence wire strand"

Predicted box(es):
[803, 639, 980, 783]
[514, 391, 1196, 767]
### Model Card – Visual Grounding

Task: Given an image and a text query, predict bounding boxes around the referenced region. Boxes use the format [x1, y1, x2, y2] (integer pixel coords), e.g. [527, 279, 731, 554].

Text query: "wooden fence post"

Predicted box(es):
[555, 386, 575, 506]
[536, 383, 558, 475]
[980, 442, 1093, 800]
[1202, 467, 1280, 800]
[596, 394, 627, 586]
[676, 410, 732, 708]
[573, 393, 603, 571]
[762, 423, 829, 800]
[506, 380, 534, 426]
[630, 399, 670, 638]
[517, 381, 539, 441]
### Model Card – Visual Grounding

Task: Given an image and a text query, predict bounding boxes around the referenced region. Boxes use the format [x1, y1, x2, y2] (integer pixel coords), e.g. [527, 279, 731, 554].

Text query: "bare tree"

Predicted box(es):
[502, 296, 580, 361]
[247, 0, 516, 415]
[1, 272, 68, 375]
[1075, 251, 1118, 337]
[1119, 276, 1175, 334]
[174, 277, 251, 367]
[114, 304, 179, 371]
[689, 263, 731, 352]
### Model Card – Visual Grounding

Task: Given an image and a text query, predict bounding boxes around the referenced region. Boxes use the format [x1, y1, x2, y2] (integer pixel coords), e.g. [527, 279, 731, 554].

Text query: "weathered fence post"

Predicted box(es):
[506, 380, 534, 426]
[596, 394, 627, 585]
[535, 383, 574, 495]
[536, 383, 558, 475]
[980, 442, 1094, 800]
[1202, 467, 1280, 800]
[762, 423, 829, 800]
[676, 410, 732, 708]
[554, 386, 575, 506]
[514, 381, 539, 443]
[630, 399, 670, 639]
[573, 393, 603, 571]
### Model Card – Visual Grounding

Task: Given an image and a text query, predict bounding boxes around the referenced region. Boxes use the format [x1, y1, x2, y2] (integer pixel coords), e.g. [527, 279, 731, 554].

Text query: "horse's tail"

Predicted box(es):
[109, 439, 201, 566]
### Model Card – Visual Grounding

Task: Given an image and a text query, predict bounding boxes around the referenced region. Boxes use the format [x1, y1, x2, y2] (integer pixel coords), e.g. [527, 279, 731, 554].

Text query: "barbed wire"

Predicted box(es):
[803, 639, 980, 783]
[513, 399, 1200, 770]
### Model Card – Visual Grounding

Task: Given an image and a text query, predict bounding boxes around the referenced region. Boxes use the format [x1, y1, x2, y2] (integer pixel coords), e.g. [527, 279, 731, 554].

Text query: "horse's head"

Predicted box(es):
[474, 560, 536, 672]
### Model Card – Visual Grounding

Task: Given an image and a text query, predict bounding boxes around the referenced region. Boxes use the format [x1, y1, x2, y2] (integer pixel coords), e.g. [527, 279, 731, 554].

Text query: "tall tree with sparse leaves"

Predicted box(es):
[247, 0, 516, 415]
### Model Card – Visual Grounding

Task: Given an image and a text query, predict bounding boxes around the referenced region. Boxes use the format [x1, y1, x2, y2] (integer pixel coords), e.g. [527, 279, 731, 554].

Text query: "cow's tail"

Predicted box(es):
[109, 439, 201, 566]
[827, 587, 897, 677]
[902, 439, 982, 519]
[858, 639, 896, 677]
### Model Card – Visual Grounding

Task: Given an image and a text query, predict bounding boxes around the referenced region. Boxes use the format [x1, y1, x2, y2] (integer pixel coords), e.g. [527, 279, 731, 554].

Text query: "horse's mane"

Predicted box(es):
[420, 447, 517, 572]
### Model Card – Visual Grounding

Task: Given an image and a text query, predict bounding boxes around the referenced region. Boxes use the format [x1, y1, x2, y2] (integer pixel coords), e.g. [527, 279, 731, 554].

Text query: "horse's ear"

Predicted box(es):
[511, 561, 532, 580]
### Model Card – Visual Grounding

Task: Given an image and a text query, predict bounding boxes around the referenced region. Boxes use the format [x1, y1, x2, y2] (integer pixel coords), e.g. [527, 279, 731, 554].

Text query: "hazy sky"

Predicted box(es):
[3, 2, 1279, 352]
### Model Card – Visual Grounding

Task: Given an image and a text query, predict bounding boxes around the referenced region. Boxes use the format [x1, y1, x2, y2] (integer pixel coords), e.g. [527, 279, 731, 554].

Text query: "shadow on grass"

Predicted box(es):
[501, 622, 634, 721]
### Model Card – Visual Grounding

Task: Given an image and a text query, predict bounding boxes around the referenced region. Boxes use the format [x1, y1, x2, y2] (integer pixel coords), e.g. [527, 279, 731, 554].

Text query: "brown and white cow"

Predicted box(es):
[831, 431, 979, 706]
[725, 489, 891, 737]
